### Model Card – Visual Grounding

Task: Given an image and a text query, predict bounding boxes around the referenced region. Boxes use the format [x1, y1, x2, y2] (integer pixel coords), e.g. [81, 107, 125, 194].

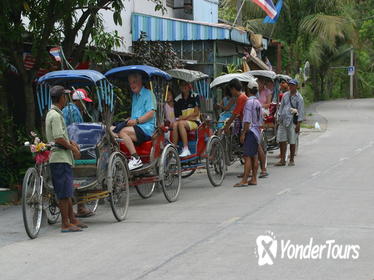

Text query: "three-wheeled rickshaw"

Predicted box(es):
[22, 70, 130, 239]
[166, 68, 226, 186]
[104, 65, 182, 202]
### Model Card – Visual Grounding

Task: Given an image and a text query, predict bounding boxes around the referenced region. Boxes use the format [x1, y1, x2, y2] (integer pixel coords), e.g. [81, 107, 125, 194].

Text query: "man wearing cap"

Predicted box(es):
[275, 79, 304, 166]
[234, 81, 262, 187]
[46, 85, 87, 232]
[62, 88, 92, 126]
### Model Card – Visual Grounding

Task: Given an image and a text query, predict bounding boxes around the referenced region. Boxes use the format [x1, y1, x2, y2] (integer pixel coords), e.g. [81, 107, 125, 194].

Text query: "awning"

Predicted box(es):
[131, 13, 250, 45]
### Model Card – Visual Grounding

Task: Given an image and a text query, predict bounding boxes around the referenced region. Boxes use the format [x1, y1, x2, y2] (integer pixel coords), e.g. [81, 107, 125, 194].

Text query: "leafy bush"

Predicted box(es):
[0, 106, 34, 188]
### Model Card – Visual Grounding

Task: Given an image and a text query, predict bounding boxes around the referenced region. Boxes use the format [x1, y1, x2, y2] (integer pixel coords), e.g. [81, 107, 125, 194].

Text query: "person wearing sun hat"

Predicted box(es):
[62, 88, 93, 126]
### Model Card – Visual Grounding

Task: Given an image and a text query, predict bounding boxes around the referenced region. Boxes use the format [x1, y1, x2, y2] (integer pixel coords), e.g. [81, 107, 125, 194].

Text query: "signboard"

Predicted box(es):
[348, 66, 355, 76]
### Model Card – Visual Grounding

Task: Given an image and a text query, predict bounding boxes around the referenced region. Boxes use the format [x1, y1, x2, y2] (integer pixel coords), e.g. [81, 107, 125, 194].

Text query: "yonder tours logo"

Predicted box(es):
[255, 231, 360, 266]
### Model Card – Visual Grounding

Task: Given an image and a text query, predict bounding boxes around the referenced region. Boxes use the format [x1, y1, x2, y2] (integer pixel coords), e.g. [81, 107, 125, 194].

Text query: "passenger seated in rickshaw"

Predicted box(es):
[62, 88, 93, 126]
[172, 80, 200, 157]
[216, 85, 235, 129]
[258, 78, 273, 109]
[164, 87, 176, 126]
[112, 73, 156, 170]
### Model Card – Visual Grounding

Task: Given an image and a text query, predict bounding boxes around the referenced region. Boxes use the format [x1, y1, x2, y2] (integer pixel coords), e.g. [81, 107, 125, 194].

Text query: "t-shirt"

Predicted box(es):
[174, 92, 200, 122]
[243, 96, 263, 142]
[233, 93, 248, 120]
[45, 105, 74, 166]
[131, 87, 157, 136]
[164, 103, 175, 123]
[62, 103, 83, 126]
[259, 88, 272, 106]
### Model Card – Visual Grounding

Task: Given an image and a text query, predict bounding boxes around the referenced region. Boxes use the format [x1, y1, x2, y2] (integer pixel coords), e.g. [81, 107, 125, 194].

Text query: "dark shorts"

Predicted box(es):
[243, 131, 259, 157]
[133, 125, 152, 145]
[50, 163, 73, 199]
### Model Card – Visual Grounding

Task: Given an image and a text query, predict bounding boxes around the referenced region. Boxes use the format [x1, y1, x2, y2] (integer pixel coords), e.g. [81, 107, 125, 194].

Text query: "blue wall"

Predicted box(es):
[193, 0, 218, 23]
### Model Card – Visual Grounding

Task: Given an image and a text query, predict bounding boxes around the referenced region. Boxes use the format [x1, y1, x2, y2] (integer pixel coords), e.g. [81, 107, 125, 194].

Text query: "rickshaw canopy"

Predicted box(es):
[247, 70, 277, 80]
[36, 70, 114, 115]
[276, 74, 292, 82]
[38, 70, 107, 87]
[167, 69, 209, 83]
[105, 65, 171, 81]
[210, 72, 256, 88]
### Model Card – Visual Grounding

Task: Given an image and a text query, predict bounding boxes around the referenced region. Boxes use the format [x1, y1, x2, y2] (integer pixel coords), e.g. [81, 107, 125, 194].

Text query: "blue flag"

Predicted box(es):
[263, 0, 283, 24]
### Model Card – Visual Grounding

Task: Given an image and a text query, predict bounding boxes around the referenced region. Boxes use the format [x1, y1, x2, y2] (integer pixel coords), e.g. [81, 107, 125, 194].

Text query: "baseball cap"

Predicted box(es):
[288, 79, 299, 85]
[72, 88, 93, 102]
[50, 85, 70, 97]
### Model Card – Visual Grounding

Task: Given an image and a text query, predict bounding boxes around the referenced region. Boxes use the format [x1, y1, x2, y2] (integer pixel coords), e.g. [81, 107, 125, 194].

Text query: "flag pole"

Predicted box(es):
[233, 0, 246, 27]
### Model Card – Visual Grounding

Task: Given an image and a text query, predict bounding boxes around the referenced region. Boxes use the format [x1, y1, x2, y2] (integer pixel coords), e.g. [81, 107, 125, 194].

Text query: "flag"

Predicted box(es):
[23, 53, 36, 70]
[251, 0, 277, 19]
[49, 47, 62, 62]
[263, 0, 283, 23]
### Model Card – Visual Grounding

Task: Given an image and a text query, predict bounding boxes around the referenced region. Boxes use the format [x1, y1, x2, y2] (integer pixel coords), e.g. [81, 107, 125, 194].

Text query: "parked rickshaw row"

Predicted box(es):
[22, 65, 293, 238]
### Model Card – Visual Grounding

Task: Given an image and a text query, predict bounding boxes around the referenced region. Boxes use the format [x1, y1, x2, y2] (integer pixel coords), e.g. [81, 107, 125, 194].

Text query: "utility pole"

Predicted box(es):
[350, 47, 354, 99]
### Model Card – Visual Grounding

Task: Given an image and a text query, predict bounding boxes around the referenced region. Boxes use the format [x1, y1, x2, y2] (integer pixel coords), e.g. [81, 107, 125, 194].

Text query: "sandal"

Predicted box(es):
[247, 181, 257, 186]
[259, 172, 269, 178]
[233, 182, 248, 188]
[288, 161, 295, 166]
[61, 225, 83, 233]
[74, 223, 88, 229]
[76, 211, 95, 218]
[274, 161, 286, 166]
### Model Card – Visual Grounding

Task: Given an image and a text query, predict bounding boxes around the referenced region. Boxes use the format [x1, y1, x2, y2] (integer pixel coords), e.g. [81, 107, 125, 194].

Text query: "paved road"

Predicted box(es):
[1, 99, 373, 280]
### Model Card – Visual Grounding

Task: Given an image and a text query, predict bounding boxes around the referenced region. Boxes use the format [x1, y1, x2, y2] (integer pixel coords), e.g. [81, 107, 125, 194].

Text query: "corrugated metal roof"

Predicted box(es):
[131, 13, 250, 45]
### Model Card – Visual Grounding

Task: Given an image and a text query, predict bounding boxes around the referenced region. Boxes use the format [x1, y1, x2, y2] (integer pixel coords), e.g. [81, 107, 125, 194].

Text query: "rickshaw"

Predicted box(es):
[22, 70, 130, 239]
[104, 65, 182, 202]
[210, 72, 267, 166]
[166, 68, 226, 186]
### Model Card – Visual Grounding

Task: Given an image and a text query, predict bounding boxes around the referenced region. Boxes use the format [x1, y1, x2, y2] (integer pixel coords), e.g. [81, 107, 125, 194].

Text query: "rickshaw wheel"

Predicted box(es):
[108, 153, 130, 222]
[260, 132, 268, 169]
[159, 145, 181, 202]
[206, 137, 226, 187]
[181, 169, 196, 178]
[86, 199, 99, 213]
[135, 183, 156, 199]
[22, 167, 43, 239]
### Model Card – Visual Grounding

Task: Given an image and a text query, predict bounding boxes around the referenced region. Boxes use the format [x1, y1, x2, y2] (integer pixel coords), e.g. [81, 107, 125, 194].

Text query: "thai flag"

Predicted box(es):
[23, 53, 36, 70]
[263, 0, 283, 23]
[49, 47, 62, 62]
[251, 0, 277, 19]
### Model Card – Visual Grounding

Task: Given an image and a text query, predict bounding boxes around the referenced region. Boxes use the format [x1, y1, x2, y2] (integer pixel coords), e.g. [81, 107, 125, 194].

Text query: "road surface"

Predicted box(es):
[1, 99, 373, 280]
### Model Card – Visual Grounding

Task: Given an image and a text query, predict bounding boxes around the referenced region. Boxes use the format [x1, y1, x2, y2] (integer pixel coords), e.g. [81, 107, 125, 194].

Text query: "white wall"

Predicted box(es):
[100, 0, 176, 52]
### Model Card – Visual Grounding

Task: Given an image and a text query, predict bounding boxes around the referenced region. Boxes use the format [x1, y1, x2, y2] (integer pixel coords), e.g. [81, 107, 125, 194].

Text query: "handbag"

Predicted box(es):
[288, 94, 299, 125]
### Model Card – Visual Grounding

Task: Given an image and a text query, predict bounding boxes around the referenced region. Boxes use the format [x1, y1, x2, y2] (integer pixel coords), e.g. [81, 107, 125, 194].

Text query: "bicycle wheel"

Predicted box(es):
[159, 145, 181, 202]
[86, 199, 99, 213]
[206, 137, 226, 187]
[45, 194, 60, 225]
[108, 153, 130, 222]
[135, 182, 155, 199]
[22, 167, 43, 239]
[181, 168, 196, 178]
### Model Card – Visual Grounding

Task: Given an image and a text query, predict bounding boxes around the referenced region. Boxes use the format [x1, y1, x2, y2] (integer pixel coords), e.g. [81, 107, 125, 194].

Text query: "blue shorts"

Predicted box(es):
[133, 125, 152, 145]
[243, 131, 258, 157]
[50, 163, 73, 199]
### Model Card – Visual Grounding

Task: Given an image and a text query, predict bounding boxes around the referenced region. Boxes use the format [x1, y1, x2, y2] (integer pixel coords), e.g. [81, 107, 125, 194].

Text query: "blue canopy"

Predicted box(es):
[105, 65, 171, 81]
[38, 70, 107, 86]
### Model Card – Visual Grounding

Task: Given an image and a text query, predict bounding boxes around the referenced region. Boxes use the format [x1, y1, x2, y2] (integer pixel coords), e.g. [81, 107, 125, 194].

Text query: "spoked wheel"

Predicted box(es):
[86, 199, 99, 213]
[260, 132, 268, 169]
[181, 168, 196, 178]
[108, 153, 130, 222]
[159, 145, 181, 202]
[206, 136, 226, 186]
[22, 167, 43, 239]
[135, 182, 156, 199]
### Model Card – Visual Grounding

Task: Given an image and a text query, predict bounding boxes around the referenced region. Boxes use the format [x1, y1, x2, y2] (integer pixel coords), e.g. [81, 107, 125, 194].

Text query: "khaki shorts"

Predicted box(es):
[277, 122, 297, 144]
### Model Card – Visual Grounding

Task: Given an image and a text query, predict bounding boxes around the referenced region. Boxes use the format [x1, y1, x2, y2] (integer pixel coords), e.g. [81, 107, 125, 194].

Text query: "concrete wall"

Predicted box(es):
[193, 0, 218, 23]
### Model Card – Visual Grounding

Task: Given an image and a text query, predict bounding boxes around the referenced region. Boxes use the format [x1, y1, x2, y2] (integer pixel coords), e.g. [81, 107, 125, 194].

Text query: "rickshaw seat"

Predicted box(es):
[119, 140, 153, 163]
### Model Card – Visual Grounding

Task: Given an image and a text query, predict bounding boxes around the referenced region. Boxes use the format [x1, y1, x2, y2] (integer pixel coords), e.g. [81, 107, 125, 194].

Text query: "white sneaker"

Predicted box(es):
[179, 148, 191, 157]
[128, 156, 143, 170]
